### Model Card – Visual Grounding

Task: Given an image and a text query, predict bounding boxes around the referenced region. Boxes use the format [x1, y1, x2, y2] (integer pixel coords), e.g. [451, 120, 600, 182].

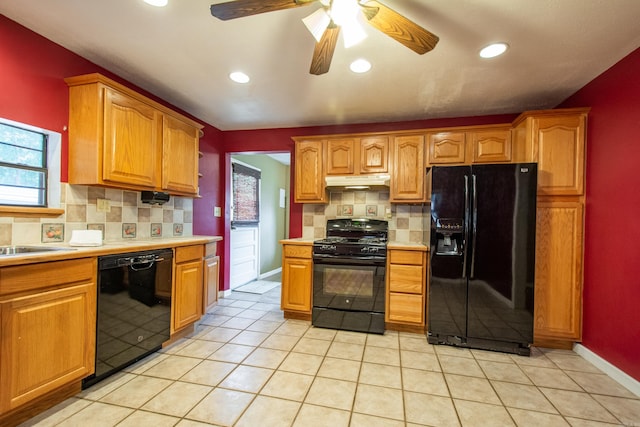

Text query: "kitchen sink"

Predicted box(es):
[0, 245, 74, 256]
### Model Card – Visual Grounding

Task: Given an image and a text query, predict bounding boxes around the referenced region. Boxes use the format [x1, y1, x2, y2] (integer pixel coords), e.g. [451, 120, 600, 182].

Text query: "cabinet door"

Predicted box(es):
[162, 115, 200, 195]
[203, 255, 219, 313]
[326, 138, 355, 175]
[0, 283, 96, 412]
[173, 260, 203, 331]
[534, 201, 583, 341]
[470, 128, 512, 163]
[534, 114, 586, 196]
[390, 135, 426, 202]
[428, 132, 466, 164]
[103, 88, 160, 188]
[294, 140, 326, 203]
[360, 136, 389, 174]
[281, 257, 312, 313]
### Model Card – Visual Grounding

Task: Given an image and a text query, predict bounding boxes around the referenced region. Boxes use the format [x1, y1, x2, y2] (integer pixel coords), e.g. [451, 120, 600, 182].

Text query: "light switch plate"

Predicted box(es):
[214, 206, 221, 217]
[96, 198, 111, 213]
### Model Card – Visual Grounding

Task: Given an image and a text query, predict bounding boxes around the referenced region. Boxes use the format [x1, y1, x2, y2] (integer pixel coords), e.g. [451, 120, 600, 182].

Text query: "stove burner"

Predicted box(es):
[313, 218, 389, 259]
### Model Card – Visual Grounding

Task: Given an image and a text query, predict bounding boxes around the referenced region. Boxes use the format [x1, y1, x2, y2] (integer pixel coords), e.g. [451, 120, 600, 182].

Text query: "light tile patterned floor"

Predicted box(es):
[22, 285, 640, 426]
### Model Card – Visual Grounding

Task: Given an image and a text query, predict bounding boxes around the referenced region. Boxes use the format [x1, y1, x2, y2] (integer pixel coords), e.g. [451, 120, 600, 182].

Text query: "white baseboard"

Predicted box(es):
[219, 289, 233, 298]
[260, 267, 282, 280]
[573, 343, 640, 397]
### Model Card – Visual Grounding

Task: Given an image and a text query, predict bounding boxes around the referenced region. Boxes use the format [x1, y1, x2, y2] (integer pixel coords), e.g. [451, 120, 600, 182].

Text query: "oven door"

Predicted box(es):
[312, 256, 385, 313]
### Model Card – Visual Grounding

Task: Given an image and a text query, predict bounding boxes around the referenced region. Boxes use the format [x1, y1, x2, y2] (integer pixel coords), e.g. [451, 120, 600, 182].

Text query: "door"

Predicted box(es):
[466, 163, 537, 344]
[428, 165, 469, 339]
[230, 161, 260, 289]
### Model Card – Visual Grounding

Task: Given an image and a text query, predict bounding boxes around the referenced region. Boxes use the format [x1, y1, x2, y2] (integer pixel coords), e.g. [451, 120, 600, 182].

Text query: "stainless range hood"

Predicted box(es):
[325, 174, 391, 190]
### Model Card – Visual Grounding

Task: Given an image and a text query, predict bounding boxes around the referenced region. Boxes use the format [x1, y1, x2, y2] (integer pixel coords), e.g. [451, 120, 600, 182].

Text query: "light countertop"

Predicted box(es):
[0, 235, 222, 267]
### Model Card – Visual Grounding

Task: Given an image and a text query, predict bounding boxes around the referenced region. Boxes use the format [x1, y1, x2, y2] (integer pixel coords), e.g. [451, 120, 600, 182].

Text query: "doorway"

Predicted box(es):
[228, 153, 290, 292]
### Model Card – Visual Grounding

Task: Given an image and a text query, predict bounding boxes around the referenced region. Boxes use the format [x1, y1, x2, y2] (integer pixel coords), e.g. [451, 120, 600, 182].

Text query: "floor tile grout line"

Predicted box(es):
[27, 284, 639, 427]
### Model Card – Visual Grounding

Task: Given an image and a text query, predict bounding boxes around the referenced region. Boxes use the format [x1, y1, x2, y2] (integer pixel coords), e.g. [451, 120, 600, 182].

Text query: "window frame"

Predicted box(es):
[0, 117, 62, 217]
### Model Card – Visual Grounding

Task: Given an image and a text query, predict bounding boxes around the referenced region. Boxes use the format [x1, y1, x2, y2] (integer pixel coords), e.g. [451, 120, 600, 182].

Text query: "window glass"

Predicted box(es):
[0, 122, 48, 206]
[232, 162, 260, 226]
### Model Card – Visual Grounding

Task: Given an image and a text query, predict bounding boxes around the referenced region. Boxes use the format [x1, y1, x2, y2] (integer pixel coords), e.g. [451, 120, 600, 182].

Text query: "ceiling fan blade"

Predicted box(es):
[310, 23, 340, 75]
[360, 1, 439, 54]
[210, 0, 314, 21]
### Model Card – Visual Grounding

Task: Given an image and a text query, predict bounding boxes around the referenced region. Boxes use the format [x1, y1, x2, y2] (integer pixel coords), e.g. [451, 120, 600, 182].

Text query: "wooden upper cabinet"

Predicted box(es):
[470, 127, 512, 163]
[360, 136, 389, 174]
[162, 115, 200, 195]
[294, 139, 326, 203]
[103, 88, 160, 188]
[326, 138, 355, 175]
[325, 136, 389, 175]
[65, 73, 203, 196]
[428, 131, 466, 164]
[512, 108, 588, 196]
[390, 134, 426, 202]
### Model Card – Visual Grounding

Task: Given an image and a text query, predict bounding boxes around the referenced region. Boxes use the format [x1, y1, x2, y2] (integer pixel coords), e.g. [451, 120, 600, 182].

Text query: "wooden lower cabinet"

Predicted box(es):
[534, 200, 584, 345]
[0, 259, 96, 415]
[385, 247, 428, 330]
[281, 243, 313, 318]
[203, 249, 220, 314]
[173, 245, 204, 332]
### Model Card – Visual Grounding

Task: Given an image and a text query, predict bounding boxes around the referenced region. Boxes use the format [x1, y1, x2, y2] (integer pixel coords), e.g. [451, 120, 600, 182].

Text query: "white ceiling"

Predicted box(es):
[2, 0, 640, 131]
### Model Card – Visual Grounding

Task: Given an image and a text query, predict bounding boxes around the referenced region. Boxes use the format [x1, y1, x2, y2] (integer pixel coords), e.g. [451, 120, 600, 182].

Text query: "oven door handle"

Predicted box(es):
[312, 256, 386, 266]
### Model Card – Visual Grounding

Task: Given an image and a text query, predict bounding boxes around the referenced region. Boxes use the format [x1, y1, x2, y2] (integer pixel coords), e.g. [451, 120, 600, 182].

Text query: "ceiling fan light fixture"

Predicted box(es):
[342, 20, 367, 48]
[350, 58, 371, 73]
[143, 0, 168, 7]
[229, 71, 250, 84]
[302, 8, 331, 42]
[330, 0, 360, 27]
[479, 42, 509, 58]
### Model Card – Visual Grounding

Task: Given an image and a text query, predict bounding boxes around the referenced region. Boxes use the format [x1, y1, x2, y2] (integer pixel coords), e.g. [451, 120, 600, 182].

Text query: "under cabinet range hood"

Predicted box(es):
[141, 191, 170, 205]
[325, 174, 391, 190]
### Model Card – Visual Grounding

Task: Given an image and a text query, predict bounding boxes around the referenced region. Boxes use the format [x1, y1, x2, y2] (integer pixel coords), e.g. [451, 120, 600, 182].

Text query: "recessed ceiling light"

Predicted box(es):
[229, 71, 250, 84]
[479, 42, 508, 58]
[350, 59, 372, 73]
[143, 0, 168, 7]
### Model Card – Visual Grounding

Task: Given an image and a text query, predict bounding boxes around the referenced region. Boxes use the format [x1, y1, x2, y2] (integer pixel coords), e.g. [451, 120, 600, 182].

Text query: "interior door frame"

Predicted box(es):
[230, 158, 261, 289]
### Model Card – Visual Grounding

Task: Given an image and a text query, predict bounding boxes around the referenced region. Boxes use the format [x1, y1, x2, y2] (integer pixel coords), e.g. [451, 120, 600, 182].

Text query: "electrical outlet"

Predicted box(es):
[96, 198, 111, 213]
[214, 206, 221, 217]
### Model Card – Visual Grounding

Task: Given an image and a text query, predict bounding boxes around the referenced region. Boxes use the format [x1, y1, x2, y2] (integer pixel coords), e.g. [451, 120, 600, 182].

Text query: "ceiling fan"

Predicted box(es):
[210, 0, 439, 75]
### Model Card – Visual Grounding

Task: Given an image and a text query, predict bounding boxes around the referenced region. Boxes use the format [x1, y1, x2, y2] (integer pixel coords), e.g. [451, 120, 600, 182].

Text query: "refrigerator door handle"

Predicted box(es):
[462, 175, 469, 278]
[471, 174, 478, 278]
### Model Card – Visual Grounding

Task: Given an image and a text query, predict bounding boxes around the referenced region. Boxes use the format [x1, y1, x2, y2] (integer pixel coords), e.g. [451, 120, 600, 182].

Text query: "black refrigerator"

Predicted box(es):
[427, 163, 537, 356]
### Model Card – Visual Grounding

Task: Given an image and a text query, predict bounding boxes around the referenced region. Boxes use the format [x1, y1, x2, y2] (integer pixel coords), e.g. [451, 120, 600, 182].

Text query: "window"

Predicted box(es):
[0, 118, 61, 209]
[232, 162, 260, 226]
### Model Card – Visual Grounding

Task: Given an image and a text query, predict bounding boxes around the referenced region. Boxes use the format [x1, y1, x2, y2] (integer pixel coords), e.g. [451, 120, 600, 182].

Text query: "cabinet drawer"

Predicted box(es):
[283, 245, 312, 259]
[0, 258, 96, 296]
[388, 293, 424, 324]
[388, 264, 423, 294]
[388, 250, 423, 265]
[175, 245, 203, 263]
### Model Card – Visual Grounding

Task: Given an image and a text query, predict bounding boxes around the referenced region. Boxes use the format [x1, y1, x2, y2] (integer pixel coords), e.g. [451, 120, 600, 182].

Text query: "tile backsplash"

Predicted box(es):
[0, 184, 193, 246]
[302, 190, 430, 243]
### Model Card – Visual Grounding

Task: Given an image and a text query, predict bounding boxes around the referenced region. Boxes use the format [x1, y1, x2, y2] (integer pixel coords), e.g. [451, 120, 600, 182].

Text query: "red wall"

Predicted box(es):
[5, 13, 638, 382]
[559, 47, 640, 381]
[1, 15, 225, 238]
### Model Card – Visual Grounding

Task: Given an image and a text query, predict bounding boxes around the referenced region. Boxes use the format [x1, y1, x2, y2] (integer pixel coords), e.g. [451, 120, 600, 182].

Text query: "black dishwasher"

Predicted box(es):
[83, 248, 173, 388]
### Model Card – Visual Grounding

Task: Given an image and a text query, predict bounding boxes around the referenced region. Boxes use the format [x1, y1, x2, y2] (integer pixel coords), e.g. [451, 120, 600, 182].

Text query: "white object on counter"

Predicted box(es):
[69, 230, 103, 246]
